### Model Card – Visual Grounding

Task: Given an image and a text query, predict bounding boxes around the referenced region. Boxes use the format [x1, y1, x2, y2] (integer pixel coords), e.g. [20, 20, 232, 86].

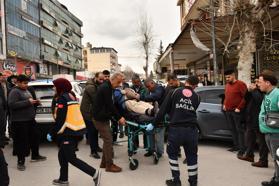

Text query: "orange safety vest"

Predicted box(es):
[56, 101, 86, 134]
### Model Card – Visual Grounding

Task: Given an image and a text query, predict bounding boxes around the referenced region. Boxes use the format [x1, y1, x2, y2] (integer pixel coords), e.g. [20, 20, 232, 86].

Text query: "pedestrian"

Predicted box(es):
[0, 133, 9, 186]
[0, 73, 9, 144]
[223, 70, 247, 156]
[102, 70, 110, 81]
[80, 72, 104, 159]
[131, 73, 148, 98]
[165, 73, 184, 96]
[238, 79, 269, 168]
[8, 75, 46, 171]
[130, 73, 148, 148]
[151, 75, 200, 186]
[165, 73, 185, 159]
[257, 70, 279, 186]
[141, 78, 165, 159]
[48, 78, 101, 186]
[92, 72, 126, 173]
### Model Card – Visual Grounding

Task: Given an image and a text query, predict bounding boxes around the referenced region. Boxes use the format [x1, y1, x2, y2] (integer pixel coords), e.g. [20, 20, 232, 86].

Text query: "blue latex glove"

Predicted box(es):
[47, 133, 52, 142]
[146, 123, 154, 131]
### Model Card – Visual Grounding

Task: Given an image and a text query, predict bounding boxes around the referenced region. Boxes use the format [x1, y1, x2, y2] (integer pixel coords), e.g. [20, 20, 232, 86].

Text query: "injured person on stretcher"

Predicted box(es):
[114, 88, 158, 118]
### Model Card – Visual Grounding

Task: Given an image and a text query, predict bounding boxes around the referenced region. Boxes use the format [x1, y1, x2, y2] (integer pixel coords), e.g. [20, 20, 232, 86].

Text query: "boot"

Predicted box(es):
[237, 155, 254, 162]
[105, 164, 122, 173]
[252, 160, 268, 168]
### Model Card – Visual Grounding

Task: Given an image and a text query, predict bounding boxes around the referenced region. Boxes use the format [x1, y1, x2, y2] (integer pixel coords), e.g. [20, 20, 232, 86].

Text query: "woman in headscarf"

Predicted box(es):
[48, 78, 101, 186]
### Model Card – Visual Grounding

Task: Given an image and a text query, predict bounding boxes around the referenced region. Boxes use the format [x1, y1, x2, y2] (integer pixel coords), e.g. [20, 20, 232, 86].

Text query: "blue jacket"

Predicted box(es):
[141, 85, 165, 106]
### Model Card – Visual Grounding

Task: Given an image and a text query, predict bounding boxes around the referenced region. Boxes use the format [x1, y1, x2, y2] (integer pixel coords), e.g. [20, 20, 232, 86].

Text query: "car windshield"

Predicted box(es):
[32, 85, 55, 99]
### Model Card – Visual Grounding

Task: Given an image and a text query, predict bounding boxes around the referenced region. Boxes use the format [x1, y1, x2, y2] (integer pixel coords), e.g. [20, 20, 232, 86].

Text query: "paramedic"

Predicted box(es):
[153, 76, 200, 186]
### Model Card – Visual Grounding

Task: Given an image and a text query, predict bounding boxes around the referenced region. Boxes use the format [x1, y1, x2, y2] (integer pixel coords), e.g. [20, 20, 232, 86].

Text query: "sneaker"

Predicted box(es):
[252, 160, 268, 168]
[52, 179, 69, 186]
[90, 152, 101, 159]
[93, 170, 102, 186]
[119, 132, 124, 138]
[144, 151, 153, 157]
[165, 179, 181, 186]
[31, 155, 47, 162]
[17, 163, 26, 171]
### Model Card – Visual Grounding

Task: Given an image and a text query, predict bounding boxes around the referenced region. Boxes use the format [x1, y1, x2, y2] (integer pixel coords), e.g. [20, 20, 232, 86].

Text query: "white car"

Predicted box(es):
[28, 80, 83, 138]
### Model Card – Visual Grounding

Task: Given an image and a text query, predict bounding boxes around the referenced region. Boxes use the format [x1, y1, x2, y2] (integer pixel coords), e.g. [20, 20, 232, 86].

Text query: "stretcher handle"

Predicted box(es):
[126, 120, 147, 129]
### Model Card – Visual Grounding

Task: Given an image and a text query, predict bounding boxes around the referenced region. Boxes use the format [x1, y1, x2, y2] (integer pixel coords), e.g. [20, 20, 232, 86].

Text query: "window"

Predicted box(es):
[197, 89, 224, 104]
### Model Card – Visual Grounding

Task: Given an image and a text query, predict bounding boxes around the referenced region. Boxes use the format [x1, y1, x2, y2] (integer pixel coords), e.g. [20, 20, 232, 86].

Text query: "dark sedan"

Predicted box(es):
[195, 86, 232, 140]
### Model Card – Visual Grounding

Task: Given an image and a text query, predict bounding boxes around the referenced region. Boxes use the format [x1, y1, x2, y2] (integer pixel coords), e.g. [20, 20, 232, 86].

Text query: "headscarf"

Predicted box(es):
[53, 78, 72, 96]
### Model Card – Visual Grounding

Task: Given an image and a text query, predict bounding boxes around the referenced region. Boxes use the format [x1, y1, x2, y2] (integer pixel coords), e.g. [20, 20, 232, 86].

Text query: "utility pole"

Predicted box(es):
[210, 0, 218, 86]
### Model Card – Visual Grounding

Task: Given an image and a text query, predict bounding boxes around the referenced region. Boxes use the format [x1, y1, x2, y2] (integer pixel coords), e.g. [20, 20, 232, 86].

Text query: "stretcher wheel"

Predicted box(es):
[129, 159, 139, 170]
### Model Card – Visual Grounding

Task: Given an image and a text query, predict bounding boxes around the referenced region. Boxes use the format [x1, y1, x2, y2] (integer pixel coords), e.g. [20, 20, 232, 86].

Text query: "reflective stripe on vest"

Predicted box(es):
[57, 101, 86, 134]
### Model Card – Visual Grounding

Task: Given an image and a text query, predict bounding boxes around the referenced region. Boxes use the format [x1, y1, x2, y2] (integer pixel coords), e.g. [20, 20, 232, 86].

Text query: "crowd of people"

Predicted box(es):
[0, 68, 278, 186]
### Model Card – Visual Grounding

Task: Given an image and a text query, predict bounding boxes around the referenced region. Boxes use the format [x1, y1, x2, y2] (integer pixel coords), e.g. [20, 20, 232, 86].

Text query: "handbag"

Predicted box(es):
[263, 98, 279, 128]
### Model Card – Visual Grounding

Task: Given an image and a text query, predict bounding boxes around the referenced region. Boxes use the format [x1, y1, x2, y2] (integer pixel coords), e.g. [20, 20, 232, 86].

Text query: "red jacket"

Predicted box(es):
[224, 80, 247, 111]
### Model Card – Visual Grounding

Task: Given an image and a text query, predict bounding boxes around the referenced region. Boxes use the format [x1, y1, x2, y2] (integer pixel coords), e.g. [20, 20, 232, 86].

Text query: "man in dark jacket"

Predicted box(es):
[165, 73, 184, 97]
[92, 72, 126, 173]
[0, 124, 9, 186]
[238, 79, 269, 167]
[0, 73, 8, 143]
[131, 73, 147, 98]
[141, 78, 165, 158]
[80, 72, 104, 159]
[153, 76, 200, 186]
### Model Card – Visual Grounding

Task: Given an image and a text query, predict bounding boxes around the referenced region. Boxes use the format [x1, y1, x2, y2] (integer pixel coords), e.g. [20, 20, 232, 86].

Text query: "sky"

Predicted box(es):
[59, 0, 181, 74]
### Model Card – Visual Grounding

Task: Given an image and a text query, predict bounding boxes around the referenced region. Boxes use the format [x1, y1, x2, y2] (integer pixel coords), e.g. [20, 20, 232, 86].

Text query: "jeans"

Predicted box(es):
[84, 119, 99, 154]
[265, 133, 279, 182]
[58, 138, 96, 181]
[0, 149, 9, 186]
[225, 111, 246, 154]
[94, 120, 114, 166]
[155, 127, 165, 155]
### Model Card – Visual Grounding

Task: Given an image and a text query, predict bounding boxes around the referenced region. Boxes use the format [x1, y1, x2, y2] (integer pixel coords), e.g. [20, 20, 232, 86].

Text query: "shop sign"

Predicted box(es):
[3, 59, 16, 72]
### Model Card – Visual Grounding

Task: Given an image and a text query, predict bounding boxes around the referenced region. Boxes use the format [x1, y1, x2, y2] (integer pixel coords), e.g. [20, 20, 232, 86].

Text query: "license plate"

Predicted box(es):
[37, 107, 52, 114]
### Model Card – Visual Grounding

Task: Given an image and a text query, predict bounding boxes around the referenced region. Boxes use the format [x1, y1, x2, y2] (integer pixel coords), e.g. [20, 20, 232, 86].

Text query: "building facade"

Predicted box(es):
[5, 0, 41, 79]
[39, 0, 83, 78]
[2, 0, 83, 79]
[83, 42, 119, 73]
[0, 0, 6, 61]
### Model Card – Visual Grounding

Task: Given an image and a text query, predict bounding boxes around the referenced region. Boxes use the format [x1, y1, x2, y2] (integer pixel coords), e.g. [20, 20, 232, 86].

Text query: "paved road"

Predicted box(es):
[3, 139, 274, 186]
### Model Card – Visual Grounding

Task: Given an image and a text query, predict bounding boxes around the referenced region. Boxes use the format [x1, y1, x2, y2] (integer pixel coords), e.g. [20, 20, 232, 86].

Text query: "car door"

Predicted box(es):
[196, 89, 232, 140]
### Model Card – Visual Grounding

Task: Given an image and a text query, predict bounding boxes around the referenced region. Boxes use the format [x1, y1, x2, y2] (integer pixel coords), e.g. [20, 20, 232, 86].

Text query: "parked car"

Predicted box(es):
[195, 86, 232, 140]
[28, 80, 83, 139]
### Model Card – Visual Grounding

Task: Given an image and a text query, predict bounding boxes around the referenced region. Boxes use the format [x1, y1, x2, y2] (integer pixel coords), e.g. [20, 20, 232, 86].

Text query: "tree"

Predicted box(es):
[137, 14, 154, 78]
[154, 40, 164, 75]
[193, 0, 277, 84]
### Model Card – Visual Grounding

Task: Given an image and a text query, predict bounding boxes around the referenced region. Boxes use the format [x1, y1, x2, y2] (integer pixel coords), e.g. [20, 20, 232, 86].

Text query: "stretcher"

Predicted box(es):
[126, 120, 160, 170]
